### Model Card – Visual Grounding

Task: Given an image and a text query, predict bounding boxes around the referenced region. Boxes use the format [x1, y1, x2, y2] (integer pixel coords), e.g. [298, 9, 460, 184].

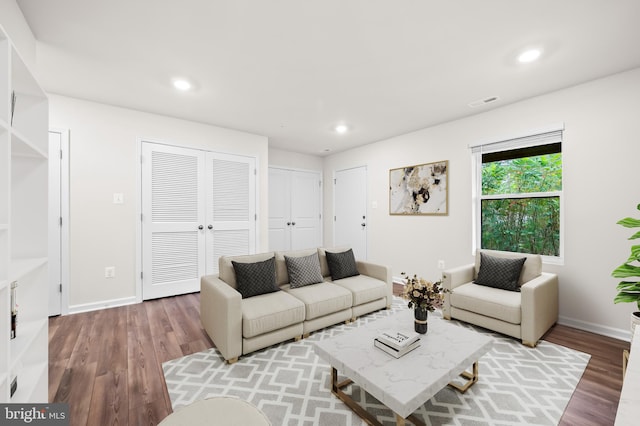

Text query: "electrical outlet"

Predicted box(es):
[105, 266, 115, 278]
[437, 260, 445, 269]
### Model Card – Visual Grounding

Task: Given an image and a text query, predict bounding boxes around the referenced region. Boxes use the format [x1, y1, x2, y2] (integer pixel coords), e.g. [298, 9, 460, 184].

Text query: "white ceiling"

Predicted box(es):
[17, 0, 640, 155]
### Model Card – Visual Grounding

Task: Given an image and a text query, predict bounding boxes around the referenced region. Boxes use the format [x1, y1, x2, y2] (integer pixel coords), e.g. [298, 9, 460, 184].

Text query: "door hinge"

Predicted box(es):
[59, 283, 62, 293]
[141, 213, 143, 221]
[334, 178, 336, 184]
[319, 213, 322, 219]
[334, 216, 336, 221]
[318, 180, 322, 187]
[141, 272, 144, 280]
[60, 149, 63, 159]
[254, 168, 257, 175]
[255, 213, 257, 220]
[59, 217, 62, 227]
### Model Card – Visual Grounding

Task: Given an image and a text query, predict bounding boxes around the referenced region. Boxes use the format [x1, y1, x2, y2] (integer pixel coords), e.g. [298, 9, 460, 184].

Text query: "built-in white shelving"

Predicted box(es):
[0, 23, 48, 403]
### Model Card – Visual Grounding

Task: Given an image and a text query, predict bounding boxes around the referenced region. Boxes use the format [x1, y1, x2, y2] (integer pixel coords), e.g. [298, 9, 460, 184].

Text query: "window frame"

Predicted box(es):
[471, 124, 565, 264]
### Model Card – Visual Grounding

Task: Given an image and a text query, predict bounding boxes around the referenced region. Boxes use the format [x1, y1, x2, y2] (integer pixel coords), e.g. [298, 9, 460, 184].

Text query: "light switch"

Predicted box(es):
[113, 193, 124, 204]
[372, 201, 378, 209]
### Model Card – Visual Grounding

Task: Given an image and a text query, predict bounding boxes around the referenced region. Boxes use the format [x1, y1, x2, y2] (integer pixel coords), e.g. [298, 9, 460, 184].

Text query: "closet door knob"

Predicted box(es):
[198, 225, 204, 230]
[291, 222, 296, 226]
[208, 225, 213, 230]
[287, 222, 291, 226]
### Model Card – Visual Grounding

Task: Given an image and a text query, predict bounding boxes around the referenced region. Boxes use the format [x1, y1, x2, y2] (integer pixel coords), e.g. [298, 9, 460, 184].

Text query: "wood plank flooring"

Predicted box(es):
[49, 289, 628, 425]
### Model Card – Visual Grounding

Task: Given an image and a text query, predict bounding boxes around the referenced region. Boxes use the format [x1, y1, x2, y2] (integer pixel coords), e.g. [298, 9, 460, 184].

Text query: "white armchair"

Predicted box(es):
[442, 249, 558, 347]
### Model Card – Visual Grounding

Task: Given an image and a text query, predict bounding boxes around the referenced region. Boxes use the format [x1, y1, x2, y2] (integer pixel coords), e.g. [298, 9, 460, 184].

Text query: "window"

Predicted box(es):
[471, 126, 563, 260]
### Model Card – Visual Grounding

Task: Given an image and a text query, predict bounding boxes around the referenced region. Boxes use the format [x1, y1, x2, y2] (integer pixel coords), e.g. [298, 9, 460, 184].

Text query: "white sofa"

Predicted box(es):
[442, 249, 558, 347]
[201, 247, 392, 363]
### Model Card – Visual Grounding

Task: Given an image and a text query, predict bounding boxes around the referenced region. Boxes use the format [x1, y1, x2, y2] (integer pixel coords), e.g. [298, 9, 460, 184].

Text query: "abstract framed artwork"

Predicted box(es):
[389, 160, 448, 215]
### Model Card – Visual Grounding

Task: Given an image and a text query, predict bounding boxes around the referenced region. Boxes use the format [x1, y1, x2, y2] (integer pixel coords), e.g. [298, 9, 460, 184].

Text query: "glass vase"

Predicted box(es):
[414, 307, 428, 334]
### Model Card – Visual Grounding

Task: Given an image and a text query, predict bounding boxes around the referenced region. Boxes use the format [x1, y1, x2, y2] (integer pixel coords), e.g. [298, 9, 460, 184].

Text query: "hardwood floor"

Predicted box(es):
[49, 290, 628, 426]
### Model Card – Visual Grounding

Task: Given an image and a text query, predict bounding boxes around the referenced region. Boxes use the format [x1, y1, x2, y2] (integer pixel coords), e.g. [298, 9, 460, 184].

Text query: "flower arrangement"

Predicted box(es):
[401, 272, 450, 312]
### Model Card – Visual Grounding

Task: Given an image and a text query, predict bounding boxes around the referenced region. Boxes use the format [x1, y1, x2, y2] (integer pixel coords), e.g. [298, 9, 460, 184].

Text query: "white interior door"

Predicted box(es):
[48, 129, 69, 316]
[268, 168, 292, 251]
[290, 170, 321, 250]
[142, 142, 206, 300]
[205, 152, 257, 275]
[334, 166, 367, 260]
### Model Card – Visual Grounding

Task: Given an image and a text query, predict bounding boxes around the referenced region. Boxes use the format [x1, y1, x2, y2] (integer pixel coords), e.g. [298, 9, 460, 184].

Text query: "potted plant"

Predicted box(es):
[613, 203, 640, 342]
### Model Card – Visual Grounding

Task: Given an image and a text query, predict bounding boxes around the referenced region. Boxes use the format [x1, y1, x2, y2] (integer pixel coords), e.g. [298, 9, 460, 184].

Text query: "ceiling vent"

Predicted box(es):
[468, 96, 500, 108]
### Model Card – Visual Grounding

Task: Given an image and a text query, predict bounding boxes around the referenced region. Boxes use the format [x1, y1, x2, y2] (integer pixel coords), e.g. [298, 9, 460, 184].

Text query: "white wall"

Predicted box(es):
[268, 147, 323, 172]
[0, 0, 36, 71]
[49, 94, 269, 312]
[323, 67, 640, 340]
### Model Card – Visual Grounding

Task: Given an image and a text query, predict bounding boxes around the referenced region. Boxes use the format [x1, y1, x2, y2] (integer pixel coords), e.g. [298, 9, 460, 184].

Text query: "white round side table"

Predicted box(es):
[159, 396, 271, 426]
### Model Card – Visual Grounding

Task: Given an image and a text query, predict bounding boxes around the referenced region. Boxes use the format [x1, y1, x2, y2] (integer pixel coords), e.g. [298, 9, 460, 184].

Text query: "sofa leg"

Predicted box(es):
[226, 357, 239, 364]
[344, 319, 350, 325]
[303, 333, 310, 339]
[294, 335, 303, 342]
[522, 340, 537, 348]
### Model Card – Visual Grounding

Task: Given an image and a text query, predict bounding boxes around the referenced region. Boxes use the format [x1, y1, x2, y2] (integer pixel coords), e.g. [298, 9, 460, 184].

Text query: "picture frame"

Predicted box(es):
[389, 160, 448, 215]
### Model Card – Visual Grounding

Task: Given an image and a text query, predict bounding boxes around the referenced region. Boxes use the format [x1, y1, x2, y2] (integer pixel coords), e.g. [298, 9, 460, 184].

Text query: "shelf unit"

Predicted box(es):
[0, 24, 49, 403]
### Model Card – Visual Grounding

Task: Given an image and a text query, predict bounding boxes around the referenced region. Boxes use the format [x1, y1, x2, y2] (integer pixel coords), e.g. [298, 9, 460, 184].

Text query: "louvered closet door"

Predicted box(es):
[142, 143, 206, 300]
[205, 152, 256, 274]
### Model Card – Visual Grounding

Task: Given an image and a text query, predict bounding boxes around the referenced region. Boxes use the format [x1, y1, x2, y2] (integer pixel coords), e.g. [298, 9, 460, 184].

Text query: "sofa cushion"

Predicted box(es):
[232, 257, 280, 299]
[325, 249, 360, 280]
[241, 291, 305, 338]
[450, 282, 521, 324]
[284, 282, 352, 320]
[219, 252, 275, 288]
[332, 274, 387, 306]
[475, 249, 542, 286]
[275, 248, 318, 285]
[285, 253, 324, 288]
[318, 246, 351, 277]
[474, 252, 526, 292]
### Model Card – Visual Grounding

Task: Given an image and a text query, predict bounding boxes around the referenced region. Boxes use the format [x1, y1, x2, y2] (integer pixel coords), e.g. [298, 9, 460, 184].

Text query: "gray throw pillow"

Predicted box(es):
[474, 253, 526, 292]
[325, 249, 360, 281]
[285, 253, 324, 288]
[232, 257, 280, 298]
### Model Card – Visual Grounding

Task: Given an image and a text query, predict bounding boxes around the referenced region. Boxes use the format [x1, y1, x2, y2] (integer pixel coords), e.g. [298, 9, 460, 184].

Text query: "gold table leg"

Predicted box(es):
[448, 361, 479, 393]
[330, 367, 426, 426]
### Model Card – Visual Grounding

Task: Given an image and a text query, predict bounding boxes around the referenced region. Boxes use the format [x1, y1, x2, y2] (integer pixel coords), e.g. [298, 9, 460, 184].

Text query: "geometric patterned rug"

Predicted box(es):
[163, 298, 590, 425]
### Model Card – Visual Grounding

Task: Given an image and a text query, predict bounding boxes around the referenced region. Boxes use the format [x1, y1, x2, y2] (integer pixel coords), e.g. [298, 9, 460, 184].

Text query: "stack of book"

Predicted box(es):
[374, 331, 421, 358]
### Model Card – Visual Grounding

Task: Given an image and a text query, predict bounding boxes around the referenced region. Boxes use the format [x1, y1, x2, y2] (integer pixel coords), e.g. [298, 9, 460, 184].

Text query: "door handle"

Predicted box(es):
[208, 224, 213, 230]
[291, 222, 296, 226]
[287, 222, 291, 226]
[361, 223, 366, 227]
[198, 225, 204, 230]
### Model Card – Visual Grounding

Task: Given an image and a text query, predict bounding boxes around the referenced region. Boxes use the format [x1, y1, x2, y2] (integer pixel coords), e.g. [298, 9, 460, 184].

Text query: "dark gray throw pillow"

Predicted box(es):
[325, 249, 360, 281]
[285, 253, 324, 288]
[474, 253, 526, 292]
[232, 257, 280, 298]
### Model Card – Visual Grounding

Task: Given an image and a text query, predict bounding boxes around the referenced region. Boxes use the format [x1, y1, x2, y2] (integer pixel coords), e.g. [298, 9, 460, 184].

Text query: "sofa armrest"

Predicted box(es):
[356, 260, 393, 307]
[442, 264, 475, 290]
[200, 275, 243, 361]
[521, 272, 559, 346]
[442, 264, 475, 319]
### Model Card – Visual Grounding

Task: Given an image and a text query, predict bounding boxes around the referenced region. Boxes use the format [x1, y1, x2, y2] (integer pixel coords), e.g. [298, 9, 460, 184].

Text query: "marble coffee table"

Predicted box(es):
[314, 309, 493, 426]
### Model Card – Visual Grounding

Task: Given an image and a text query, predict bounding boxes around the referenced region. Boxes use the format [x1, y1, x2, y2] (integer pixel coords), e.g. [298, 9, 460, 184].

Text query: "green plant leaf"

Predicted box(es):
[614, 293, 640, 304]
[626, 245, 640, 263]
[617, 217, 640, 228]
[629, 230, 640, 240]
[617, 281, 640, 291]
[612, 263, 640, 278]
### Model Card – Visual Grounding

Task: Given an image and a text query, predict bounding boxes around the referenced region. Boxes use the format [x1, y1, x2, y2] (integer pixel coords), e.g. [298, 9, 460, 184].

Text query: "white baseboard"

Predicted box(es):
[392, 276, 405, 285]
[558, 315, 630, 342]
[68, 296, 138, 315]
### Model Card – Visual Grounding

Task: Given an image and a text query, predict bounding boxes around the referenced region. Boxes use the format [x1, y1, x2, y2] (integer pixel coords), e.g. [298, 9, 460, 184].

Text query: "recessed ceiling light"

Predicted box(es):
[335, 124, 348, 134]
[518, 48, 542, 63]
[173, 79, 192, 91]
